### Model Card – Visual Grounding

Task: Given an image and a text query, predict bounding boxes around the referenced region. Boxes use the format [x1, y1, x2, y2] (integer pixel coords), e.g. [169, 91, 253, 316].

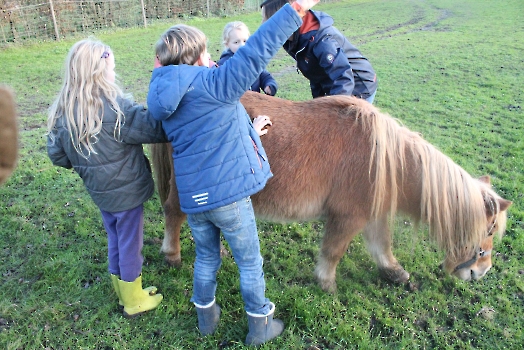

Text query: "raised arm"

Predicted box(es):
[208, 0, 320, 102]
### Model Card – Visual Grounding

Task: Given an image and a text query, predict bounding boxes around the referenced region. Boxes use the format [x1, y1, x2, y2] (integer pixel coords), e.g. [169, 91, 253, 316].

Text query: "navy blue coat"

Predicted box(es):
[147, 4, 302, 214]
[217, 49, 278, 96]
[284, 11, 378, 99]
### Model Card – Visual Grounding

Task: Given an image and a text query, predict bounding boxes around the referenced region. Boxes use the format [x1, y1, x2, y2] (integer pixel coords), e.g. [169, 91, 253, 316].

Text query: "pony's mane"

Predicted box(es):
[333, 97, 490, 259]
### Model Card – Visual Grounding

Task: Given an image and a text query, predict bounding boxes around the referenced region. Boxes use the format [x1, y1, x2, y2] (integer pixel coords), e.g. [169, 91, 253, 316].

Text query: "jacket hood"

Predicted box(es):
[287, 11, 334, 51]
[313, 10, 334, 29]
[147, 65, 205, 121]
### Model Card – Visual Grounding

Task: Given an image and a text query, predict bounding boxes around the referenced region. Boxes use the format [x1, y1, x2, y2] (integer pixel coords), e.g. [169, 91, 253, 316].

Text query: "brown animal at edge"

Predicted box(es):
[151, 91, 512, 292]
[0, 86, 18, 186]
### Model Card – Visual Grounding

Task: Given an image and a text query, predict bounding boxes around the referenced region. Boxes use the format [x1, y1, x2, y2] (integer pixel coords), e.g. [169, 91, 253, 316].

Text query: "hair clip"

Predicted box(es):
[101, 51, 110, 59]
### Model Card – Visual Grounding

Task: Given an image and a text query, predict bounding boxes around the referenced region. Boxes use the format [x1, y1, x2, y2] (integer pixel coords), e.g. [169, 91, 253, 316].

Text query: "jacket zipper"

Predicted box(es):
[295, 46, 307, 73]
[251, 138, 265, 169]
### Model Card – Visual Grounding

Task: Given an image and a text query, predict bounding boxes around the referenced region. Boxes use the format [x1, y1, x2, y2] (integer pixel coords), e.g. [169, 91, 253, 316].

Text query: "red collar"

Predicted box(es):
[299, 12, 320, 34]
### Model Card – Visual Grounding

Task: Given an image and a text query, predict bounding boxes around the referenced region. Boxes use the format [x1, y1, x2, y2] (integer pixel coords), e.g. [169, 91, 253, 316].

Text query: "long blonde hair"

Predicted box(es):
[47, 38, 125, 159]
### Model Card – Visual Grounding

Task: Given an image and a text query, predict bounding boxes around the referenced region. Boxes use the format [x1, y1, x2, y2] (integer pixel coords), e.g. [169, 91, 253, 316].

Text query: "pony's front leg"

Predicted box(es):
[362, 215, 409, 283]
[161, 198, 186, 267]
[315, 215, 366, 293]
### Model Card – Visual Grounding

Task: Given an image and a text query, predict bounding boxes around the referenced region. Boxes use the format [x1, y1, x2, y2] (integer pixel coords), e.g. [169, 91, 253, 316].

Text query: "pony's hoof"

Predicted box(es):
[219, 242, 230, 258]
[378, 267, 410, 284]
[164, 255, 182, 268]
[318, 279, 337, 293]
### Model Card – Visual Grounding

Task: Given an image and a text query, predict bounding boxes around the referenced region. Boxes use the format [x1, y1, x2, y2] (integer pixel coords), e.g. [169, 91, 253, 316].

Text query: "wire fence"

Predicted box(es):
[0, 0, 261, 46]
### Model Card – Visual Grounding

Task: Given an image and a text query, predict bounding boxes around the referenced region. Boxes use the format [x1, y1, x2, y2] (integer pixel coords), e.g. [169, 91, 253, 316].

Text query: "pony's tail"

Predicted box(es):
[149, 143, 172, 205]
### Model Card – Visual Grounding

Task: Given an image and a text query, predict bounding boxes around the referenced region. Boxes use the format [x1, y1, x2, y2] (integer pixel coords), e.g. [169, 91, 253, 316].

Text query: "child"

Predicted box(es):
[47, 38, 167, 318]
[218, 21, 278, 96]
[147, 0, 319, 345]
[261, 0, 378, 103]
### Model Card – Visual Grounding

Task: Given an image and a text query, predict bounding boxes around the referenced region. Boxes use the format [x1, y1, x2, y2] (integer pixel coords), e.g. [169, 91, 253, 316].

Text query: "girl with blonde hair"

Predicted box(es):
[47, 38, 167, 318]
[217, 21, 278, 96]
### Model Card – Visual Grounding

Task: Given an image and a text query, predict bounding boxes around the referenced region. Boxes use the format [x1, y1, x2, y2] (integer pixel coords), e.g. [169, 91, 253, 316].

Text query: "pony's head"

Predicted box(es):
[443, 176, 512, 281]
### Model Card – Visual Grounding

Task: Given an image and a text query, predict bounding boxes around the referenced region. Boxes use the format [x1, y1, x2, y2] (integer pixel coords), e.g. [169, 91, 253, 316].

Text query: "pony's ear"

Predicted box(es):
[479, 175, 491, 185]
[498, 198, 512, 212]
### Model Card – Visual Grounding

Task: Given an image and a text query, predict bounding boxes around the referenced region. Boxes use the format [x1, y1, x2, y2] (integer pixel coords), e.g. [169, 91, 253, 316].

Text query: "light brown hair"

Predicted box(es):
[156, 24, 207, 66]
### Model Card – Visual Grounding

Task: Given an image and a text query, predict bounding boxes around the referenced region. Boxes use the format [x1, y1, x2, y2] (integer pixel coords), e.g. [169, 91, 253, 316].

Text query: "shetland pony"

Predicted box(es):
[151, 92, 512, 292]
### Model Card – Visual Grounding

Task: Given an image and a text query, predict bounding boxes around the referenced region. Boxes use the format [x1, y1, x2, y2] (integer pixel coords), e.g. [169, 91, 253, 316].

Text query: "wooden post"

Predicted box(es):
[140, 0, 147, 28]
[48, 0, 60, 41]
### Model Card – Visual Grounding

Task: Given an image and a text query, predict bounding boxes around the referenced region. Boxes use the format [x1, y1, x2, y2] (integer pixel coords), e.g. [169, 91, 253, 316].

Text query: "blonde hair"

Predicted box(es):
[156, 24, 207, 66]
[47, 38, 125, 159]
[222, 21, 250, 49]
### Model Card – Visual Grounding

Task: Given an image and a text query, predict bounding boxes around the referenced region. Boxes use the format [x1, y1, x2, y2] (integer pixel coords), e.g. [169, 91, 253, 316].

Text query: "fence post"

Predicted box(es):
[140, 0, 147, 28]
[48, 0, 60, 40]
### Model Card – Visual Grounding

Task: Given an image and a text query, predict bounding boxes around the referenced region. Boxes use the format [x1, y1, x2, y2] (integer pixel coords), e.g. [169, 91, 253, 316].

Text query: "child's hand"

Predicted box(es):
[253, 115, 272, 136]
[264, 86, 274, 95]
[296, 0, 320, 12]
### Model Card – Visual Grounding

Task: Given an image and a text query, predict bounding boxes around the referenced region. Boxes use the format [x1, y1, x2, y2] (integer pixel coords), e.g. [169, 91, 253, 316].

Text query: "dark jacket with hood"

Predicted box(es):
[284, 10, 377, 99]
[47, 97, 167, 212]
[147, 4, 302, 214]
[217, 49, 278, 96]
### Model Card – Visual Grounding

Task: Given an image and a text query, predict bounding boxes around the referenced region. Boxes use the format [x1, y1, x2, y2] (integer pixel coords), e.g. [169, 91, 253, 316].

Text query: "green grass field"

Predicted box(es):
[1, 0, 523, 348]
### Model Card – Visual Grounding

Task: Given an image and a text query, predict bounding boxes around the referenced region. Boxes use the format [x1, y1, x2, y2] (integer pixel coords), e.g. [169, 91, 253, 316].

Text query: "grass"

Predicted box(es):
[1, 0, 523, 348]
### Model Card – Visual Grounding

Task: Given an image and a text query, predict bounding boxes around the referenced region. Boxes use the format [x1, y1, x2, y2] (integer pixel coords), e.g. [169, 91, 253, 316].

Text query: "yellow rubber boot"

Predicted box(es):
[110, 274, 124, 307]
[117, 275, 163, 318]
[111, 274, 158, 308]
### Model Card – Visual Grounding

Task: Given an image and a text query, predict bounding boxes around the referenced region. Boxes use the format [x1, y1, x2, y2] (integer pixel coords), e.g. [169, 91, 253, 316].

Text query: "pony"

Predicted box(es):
[151, 91, 512, 292]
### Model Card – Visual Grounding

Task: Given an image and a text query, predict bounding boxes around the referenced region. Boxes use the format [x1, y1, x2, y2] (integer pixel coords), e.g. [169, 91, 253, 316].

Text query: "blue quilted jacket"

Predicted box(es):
[217, 49, 278, 96]
[147, 4, 302, 214]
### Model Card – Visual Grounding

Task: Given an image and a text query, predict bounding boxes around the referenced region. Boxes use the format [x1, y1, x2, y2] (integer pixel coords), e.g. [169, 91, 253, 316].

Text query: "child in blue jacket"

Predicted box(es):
[218, 21, 278, 96]
[261, 0, 378, 103]
[147, 0, 319, 345]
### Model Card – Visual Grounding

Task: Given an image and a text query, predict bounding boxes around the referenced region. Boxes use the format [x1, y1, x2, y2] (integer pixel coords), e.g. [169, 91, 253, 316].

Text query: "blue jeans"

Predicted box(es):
[187, 197, 270, 315]
[365, 89, 377, 104]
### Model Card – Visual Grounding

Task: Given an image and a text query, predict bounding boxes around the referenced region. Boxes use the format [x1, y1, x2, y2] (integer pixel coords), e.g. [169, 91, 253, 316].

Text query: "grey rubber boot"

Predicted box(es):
[245, 302, 284, 346]
[195, 300, 221, 335]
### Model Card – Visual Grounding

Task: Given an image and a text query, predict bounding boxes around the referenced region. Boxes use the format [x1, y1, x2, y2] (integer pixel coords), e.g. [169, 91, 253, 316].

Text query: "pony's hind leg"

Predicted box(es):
[161, 194, 186, 267]
[315, 215, 366, 293]
[362, 215, 409, 284]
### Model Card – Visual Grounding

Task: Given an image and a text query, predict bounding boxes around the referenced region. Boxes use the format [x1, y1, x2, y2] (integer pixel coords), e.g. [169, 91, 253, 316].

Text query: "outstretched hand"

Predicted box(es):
[296, 0, 320, 12]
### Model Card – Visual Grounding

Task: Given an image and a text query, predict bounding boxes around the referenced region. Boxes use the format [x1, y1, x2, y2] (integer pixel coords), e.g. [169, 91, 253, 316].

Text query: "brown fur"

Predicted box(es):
[151, 92, 512, 291]
[0, 86, 18, 186]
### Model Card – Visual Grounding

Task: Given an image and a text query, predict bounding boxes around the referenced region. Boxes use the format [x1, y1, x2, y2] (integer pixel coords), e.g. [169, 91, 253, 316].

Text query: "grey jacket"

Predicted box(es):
[47, 97, 167, 212]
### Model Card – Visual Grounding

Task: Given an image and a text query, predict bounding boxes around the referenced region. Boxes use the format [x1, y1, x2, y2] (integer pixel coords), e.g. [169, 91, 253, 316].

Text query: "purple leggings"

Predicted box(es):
[100, 204, 144, 282]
